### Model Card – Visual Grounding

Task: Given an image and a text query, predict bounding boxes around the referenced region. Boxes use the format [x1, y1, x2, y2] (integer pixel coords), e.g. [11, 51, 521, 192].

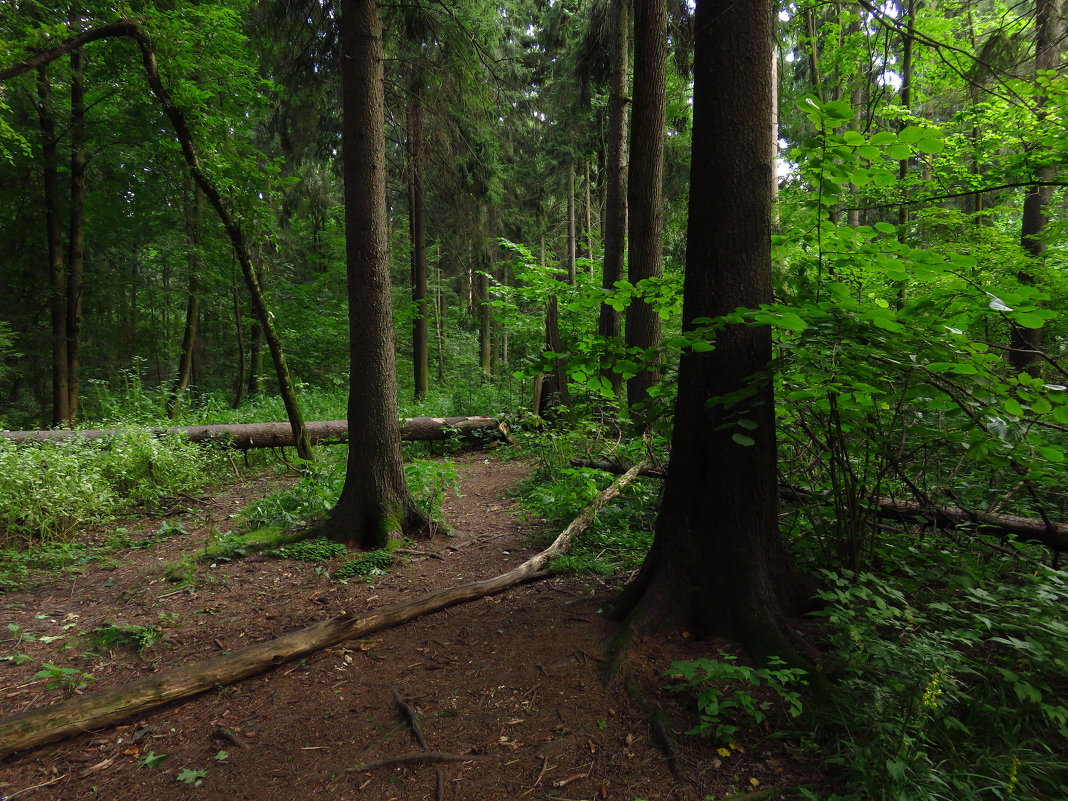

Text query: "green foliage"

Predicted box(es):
[33, 662, 94, 694]
[266, 537, 347, 562]
[87, 622, 165, 652]
[805, 555, 1068, 801]
[334, 549, 393, 579]
[666, 655, 807, 742]
[0, 433, 223, 545]
[404, 458, 459, 519]
[176, 768, 208, 786]
[137, 751, 171, 769]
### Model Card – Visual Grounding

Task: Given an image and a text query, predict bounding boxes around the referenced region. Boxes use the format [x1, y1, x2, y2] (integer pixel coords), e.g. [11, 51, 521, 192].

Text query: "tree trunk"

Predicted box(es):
[409, 80, 430, 400]
[598, 0, 630, 396]
[478, 264, 492, 377]
[625, 0, 667, 415]
[231, 282, 246, 408]
[37, 65, 70, 428]
[566, 161, 577, 282]
[1010, 0, 1061, 375]
[611, 0, 807, 661]
[66, 48, 86, 422]
[313, 0, 429, 550]
[167, 182, 201, 419]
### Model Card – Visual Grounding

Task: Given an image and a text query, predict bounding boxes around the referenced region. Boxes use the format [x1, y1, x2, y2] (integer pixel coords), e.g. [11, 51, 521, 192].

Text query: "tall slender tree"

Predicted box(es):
[1010, 0, 1062, 374]
[625, 0, 667, 414]
[313, 0, 430, 549]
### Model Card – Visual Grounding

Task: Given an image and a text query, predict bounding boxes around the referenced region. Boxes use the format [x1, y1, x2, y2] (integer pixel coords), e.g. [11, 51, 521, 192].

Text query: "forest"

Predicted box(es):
[0, 0, 1066, 799]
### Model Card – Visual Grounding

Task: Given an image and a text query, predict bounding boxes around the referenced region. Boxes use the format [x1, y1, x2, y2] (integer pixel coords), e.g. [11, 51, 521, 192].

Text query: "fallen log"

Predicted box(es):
[0, 417, 504, 450]
[0, 462, 644, 759]
[570, 458, 1068, 552]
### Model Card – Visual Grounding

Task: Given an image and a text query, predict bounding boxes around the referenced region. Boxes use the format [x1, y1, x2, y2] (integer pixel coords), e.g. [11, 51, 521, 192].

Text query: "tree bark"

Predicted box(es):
[167, 182, 201, 419]
[625, 0, 667, 414]
[597, 0, 630, 397]
[0, 463, 644, 760]
[1010, 0, 1061, 375]
[409, 77, 430, 400]
[313, 0, 429, 550]
[37, 65, 70, 428]
[611, 0, 807, 661]
[66, 48, 86, 422]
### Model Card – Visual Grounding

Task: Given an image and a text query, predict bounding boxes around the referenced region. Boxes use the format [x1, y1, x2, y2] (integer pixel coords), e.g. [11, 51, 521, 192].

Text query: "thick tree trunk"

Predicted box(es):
[612, 0, 807, 662]
[598, 0, 630, 396]
[313, 0, 429, 550]
[66, 48, 86, 422]
[0, 417, 503, 449]
[409, 81, 430, 400]
[37, 65, 70, 428]
[625, 0, 667, 414]
[0, 463, 642, 760]
[1010, 0, 1061, 375]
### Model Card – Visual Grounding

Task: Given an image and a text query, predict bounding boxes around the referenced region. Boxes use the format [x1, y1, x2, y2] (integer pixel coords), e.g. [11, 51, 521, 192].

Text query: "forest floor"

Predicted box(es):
[0, 452, 820, 801]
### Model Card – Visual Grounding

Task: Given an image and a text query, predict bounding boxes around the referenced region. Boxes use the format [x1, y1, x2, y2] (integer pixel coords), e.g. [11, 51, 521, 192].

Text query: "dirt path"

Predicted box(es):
[0, 453, 810, 801]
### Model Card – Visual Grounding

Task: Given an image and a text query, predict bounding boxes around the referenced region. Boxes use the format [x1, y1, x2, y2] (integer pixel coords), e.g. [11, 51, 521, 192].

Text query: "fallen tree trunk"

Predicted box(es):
[0, 462, 644, 759]
[0, 417, 504, 450]
[570, 458, 1068, 552]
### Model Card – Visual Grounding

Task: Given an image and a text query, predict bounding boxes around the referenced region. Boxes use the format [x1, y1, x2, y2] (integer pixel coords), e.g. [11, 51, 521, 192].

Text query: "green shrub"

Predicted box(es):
[335, 549, 393, 579]
[267, 537, 347, 562]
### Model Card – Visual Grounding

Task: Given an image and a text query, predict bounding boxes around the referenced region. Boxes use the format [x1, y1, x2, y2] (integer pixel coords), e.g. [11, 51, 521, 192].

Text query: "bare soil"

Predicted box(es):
[0, 452, 817, 801]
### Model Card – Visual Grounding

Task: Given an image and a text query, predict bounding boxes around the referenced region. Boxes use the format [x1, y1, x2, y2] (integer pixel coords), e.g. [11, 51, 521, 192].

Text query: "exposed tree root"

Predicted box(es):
[623, 671, 683, 781]
[343, 751, 471, 773]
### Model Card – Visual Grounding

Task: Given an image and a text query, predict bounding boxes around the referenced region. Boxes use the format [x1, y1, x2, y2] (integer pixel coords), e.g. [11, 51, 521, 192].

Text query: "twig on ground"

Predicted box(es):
[1, 774, 66, 800]
[343, 751, 471, 773]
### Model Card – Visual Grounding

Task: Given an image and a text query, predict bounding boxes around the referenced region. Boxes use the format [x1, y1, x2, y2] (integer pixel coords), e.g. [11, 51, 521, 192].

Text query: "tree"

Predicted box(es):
[1010, 0, 1062, 375]
[311, 0, 430, 549]
[611, 0, 806, 658]
[625, 0, 667, 413]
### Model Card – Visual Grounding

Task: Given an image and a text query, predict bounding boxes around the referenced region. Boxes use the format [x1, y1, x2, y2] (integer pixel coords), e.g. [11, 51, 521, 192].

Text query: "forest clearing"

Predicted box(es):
[1, 0, 1067, 799]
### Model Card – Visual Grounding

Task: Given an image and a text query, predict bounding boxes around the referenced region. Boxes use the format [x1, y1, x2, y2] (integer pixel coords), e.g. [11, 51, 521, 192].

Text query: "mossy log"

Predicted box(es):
[0, 417, 504, 450]
[0, 462, 644, 759]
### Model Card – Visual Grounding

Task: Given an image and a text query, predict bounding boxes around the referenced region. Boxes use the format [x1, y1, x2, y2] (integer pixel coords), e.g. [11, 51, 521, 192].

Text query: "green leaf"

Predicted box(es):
[1013, 312, 1046, 329]
[897, 125, 926, 144]
[874, 221, 896, 235]
[1004, 398, 1024, 417]
[887, 144, 912, 160]
[775, 312, 808, 331]
[870, 131, 898, 146]
[732, 433, 756, 447]
[1037, 446, 1065, 463]
[915, 137, 944, 154]
[823, 100, 854, 120]
[926, 362, 978, 374]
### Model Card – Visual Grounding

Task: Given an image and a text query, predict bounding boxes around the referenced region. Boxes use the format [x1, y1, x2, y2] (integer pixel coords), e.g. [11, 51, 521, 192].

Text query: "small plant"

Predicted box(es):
[666, 654, 807, 741]
[405, 458, 459, 518]
[88, 622, 164, 652]
[267, 537, 347, 562]
[137, 751, 170, 768]
[335, 550, 393, 579]
[176, 768, 208, 786]
[34, 662, 95, 694]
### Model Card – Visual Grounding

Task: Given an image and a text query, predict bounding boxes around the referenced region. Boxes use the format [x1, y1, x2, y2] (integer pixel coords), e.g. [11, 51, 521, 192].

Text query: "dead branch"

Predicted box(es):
[0, 462, 645, 759]
[344, 752, 471, 773]
[572, 458, 1068, 552]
